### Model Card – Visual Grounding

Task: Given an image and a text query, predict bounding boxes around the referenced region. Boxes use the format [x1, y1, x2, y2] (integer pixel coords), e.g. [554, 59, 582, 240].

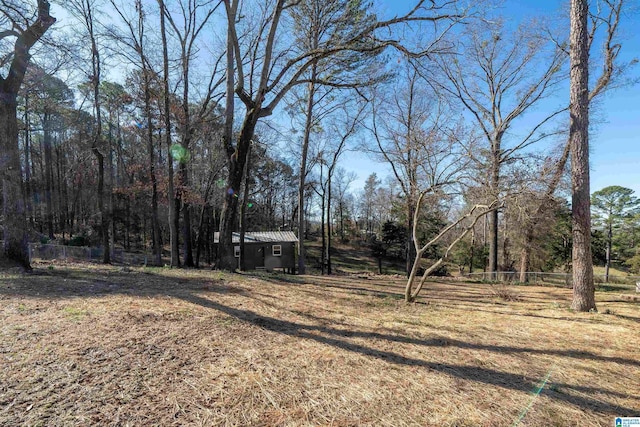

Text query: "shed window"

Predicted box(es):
[234, 246, 240, 257]
[272, 245, 282, 256]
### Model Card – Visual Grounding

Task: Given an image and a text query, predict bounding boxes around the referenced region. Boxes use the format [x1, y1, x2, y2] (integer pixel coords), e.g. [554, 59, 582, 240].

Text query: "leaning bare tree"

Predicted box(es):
[405, 194, 502, 302]
[216, 0, 467, 271]
[1, 0, 56, 268]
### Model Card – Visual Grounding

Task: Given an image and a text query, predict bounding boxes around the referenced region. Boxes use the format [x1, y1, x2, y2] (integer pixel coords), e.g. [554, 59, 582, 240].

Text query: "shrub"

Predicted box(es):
[490, 284, 521, 302]
[67, 235, 90, 247]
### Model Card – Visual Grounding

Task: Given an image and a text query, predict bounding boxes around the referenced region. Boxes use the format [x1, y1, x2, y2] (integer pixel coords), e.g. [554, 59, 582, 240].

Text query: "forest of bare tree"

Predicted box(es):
[1, 0, 635, 310]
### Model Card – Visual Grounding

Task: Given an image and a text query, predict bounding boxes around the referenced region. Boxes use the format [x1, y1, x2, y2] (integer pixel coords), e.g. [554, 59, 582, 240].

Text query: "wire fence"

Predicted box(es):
[3, 240, 640, 291]
[26, 243, 156, 266]
[464, 271, 640, 291]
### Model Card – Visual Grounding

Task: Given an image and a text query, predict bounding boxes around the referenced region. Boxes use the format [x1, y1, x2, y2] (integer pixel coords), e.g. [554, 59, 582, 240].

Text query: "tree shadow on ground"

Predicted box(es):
[177, 291, 638, 416]
[1, 267, 638, 416]
[258, 274, 640, 325]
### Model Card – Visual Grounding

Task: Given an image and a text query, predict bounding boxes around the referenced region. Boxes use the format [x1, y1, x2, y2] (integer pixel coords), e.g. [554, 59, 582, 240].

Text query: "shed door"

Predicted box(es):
[257, 246, 266, 267]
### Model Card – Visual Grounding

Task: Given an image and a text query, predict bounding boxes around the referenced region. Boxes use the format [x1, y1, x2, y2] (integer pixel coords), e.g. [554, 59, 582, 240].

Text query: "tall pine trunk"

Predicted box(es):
[569, 0, 596, 312]
[158, 0, 179, 267]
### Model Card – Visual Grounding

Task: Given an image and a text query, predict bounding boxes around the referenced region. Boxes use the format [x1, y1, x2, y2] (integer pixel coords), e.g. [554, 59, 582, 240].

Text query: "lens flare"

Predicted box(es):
[170, 144, 191, 163]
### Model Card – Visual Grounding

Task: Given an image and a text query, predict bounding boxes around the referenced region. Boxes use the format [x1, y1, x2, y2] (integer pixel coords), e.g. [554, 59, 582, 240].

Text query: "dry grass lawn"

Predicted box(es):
[1, 261, 638, 426]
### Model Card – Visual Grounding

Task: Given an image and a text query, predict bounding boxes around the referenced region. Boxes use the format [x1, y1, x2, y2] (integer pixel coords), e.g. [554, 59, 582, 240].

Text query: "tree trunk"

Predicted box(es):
[604, 223, 612, 282]
[195, 175, 214, 268]
[43, 114, 54, 239]
[519, 230, 533, 283]
[217, 110, 258, 271]
[1, 98, 30, 268]
[143, 78, 162, 266]
[406, 198, 416, 278]
[23, 94, 34, 227]
[218, 0, 236, 271]
[405, 247, 425, 302]
[320, 177, 326, 275]
[180, 162, 194, 267]
[170, 169, 180, 266]
[469, 232, 475, 274]
[297, 68, 317, 275]
[339, 201, 345, 242]
[488, 159, 500, 279]
[239, 143, 251, 271]
[159, 0, 178, 267]
[85, 0, 110, 264]
[570, 0, 596, 312]
[60, 146, 70, 239]
[108, 121, 116, 252]
[0, 0, 55, 268]
[326, 174, 332, 275]
[94, 147, 110, 263]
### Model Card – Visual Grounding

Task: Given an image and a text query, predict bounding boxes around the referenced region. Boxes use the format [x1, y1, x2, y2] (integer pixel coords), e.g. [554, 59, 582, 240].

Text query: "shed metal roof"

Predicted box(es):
[213, 231, 298, 243]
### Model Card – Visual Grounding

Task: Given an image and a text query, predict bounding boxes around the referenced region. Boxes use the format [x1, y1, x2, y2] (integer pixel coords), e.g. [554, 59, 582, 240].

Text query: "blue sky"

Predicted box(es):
[342, 0, 640, 195]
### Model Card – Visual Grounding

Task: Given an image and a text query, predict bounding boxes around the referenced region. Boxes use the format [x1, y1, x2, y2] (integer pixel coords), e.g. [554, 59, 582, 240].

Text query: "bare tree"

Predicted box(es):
[161, 0, 222, 267]
[216, 0, 466, 271]
[332, 167, 357, 242]
[311, 100, 365, 274]
[67, 0, 112, 263]
[405, 190, 502, 302]
[370, 62, 467, 276]
[432, 19, 567, 278]
[287, 0, 386, 274]
[156, 0, 181, 267]
[1, 0, 56, 268]
[517, 143, 570, 282]
[108, 0, 164, 266]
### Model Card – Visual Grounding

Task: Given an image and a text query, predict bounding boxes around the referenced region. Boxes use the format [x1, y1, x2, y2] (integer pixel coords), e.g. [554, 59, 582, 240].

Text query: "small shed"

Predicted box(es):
[214, 231, 298, 273]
